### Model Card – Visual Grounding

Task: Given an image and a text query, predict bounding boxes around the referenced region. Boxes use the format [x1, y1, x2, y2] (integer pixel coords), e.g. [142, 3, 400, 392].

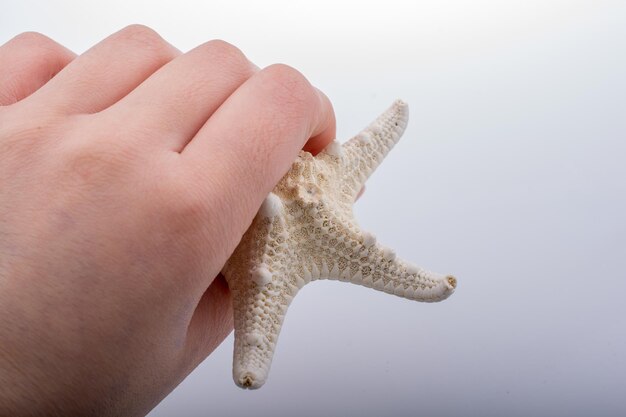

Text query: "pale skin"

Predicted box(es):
[0, 25, 339, 416]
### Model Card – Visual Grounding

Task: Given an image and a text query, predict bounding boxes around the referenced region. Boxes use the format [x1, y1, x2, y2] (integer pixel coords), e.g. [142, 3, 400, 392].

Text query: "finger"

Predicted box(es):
[30, 25, 180, 114]
[184, 274, 233, 365]
[102, 39, 257, 151]
[181, 64, 335, 250]
[0, 32, 75, 105]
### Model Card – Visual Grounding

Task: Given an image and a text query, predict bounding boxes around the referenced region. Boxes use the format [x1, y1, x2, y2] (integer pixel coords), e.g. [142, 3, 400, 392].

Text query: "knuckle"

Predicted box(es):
[7, 32, 71, 65]
[9, 31, 53, 48]
[117, 24, 170, 55]
[262, 64, 318, 112]
[5, 33, 72, 82]
[201, 39, 251, 75]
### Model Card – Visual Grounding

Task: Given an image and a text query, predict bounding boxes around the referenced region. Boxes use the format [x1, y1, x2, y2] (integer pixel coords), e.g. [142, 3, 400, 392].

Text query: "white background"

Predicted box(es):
[2, 1, 625, 416]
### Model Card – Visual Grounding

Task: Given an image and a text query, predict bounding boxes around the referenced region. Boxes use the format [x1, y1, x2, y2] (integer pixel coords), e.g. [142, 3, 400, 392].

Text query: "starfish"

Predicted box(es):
[221, 100, 457, 389]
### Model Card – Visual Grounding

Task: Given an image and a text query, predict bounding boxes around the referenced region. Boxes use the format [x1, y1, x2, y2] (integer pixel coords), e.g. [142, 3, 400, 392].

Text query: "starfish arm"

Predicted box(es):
[339, 100, 410, 199]
[222, 196, 304, 389]
[227, 269, 301, 389]
[320, 220, 456, 302]
[350, 245, 457, 302]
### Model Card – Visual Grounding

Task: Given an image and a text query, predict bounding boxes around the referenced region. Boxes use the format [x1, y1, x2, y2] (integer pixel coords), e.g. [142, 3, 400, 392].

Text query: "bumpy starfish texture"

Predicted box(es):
[221, 100, 457, 389]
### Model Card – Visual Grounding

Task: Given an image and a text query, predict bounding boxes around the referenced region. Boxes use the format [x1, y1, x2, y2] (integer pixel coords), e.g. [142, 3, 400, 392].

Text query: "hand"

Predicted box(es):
[0, 25, 335, 417]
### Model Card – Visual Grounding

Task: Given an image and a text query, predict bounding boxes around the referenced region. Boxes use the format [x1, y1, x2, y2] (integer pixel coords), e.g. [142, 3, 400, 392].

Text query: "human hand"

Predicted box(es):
[0, 25, 335, 417]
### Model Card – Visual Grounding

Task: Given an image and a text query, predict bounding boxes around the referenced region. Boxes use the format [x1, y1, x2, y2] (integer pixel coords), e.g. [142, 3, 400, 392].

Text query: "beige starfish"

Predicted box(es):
[221, 100, 457, 389]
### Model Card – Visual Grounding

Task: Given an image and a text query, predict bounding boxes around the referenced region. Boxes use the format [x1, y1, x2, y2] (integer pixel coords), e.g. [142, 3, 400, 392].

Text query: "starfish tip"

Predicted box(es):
[393, 98, 408, 111]
[445, 275, 457, 290]
[391, 99, 409, 125]
[236, 371, 263, 390]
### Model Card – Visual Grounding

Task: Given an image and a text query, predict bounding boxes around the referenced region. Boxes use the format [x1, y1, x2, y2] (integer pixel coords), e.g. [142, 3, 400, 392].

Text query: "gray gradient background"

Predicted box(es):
[2, 1, 625, 416]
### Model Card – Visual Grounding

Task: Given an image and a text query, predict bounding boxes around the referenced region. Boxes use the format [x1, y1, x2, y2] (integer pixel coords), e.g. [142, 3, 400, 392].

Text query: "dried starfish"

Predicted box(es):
[221, 100, 457, 389]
